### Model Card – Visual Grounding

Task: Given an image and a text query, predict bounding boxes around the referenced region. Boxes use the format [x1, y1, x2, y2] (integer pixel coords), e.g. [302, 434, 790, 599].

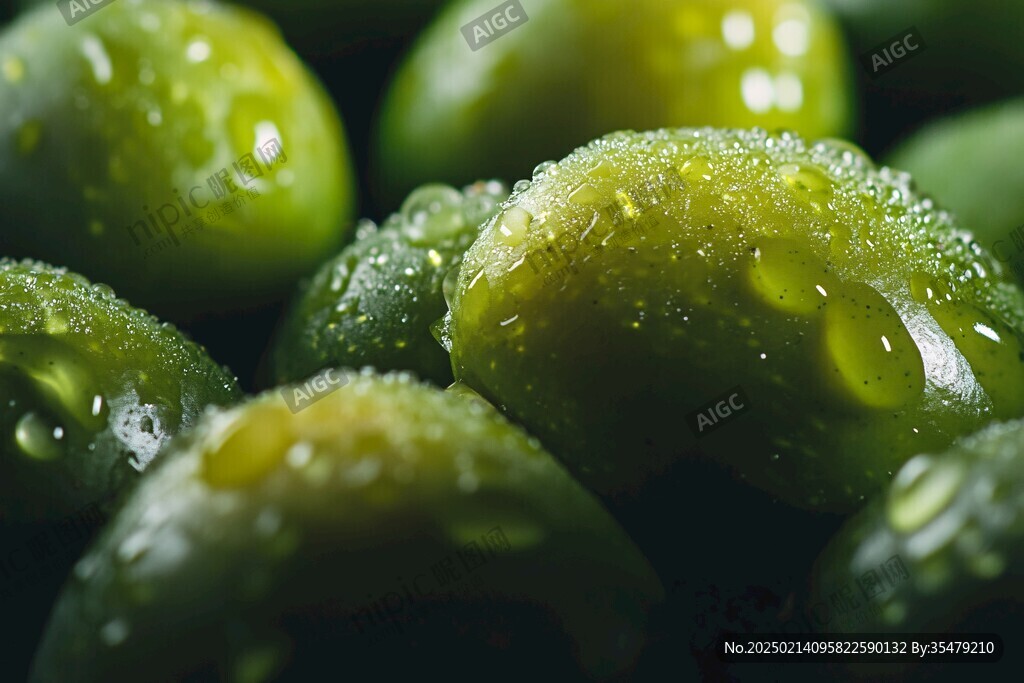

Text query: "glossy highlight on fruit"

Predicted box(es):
[30, 371, 662, 682]
[0, 0, 355, 320]
[444, 127, 1024, 514]
[0, 258, 240, 680]
[808, 418, 1024, 637]
[0, 259, 240, 528]
[270, 181, 508, 387]
[376, 0, 853, 203]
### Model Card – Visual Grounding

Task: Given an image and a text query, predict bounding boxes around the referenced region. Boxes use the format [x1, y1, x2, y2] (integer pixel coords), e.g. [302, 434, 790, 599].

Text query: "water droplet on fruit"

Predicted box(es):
[512, 179, 531, 194]
[748, 237, 837, 315]
[887, 455, 964, 533]
[15, 412, 65, 461]
[495, 206, 532, 247]
[823, 282, 925, 409]
[400, 185, 464, 244]
[568, 182, 602, 205]
[778, 163, 834, 210]
[442, 263, 462, 310]
[920, 284, 1024, 417]
[532, 160, 557, 178]
[679, 155, 714, 181]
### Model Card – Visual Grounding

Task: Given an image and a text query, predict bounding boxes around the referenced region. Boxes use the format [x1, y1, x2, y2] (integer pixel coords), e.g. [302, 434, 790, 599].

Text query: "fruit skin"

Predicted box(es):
[0, 258, 240, 680]
[29, 371, 663, 682]
[0, 0, 355, 321]
[800, 419, 1024, 681]
[445, 127, 1024, 517]
[886, 99, 1024, 288]
[270, 181, 508, 387]
[375, 0, 853, 205]
[810, 418, 1024, 633]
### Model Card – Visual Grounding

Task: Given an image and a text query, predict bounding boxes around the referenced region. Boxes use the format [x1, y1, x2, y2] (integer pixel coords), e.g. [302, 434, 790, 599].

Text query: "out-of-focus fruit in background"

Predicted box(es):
[30, 371, 663, 682]
[802, 418, 1024, 677]
[270, 181, 508, 388]
[0, 0, 355, 322]
[886, 99, 1024, 289]
[0, 259, 241, 681]
[375, 0, 853, 205]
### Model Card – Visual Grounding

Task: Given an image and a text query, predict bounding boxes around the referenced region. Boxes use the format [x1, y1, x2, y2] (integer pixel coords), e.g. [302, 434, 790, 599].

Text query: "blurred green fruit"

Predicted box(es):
[0, 259, 240, 680]
[30, 371, 662, 682]
[0, 0, 355, 321]
[376, 0, 853, 204]
[270, 181, 508, 387]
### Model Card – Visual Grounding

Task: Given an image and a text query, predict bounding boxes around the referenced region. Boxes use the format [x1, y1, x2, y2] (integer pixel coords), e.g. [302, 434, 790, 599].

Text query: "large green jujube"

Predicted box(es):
[799, 419, 1024, 681]
[376, 0, 853, 204]
[270, 181, 508, 387]
[443, 127, 1024, 516]
[30, 371, 663, 682]
[0, 0, 355, 321]
[0, 259, 240, 532]
[0, 259, 241, 679]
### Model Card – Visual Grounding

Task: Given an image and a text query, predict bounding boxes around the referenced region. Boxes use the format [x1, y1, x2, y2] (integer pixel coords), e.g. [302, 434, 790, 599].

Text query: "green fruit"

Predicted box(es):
[270, 181, 508, 387]
[0, 259, 240, 529]
[0, 0, 355, 321]
[802, 419, 1024, 680]
[443, 127, 1024, 515]
[0, 259, 240, 679]
[887, 99, 1024, 287]
[30, 371, 662, 682]
[376, 0, 853, 204]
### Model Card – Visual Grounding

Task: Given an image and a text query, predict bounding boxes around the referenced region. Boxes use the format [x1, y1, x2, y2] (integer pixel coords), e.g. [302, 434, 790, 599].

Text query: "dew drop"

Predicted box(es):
[778, 162, 834, 210]
[748, 237, 837, 315]
[822, 282, 925, 409]
[886, 455, 964, 533]
[400, 184, 464, 245]
[567, 182, 602, 206]
[679, 155, 714, 181]
[924, 293, 1024, 417]
[15, 412, 65, 461]
[495, 206, 532, 247]
[532, 160, 557, 178]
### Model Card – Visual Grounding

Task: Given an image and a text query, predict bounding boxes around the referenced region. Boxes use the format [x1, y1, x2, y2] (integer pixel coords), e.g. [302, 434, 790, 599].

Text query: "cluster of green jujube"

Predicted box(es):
[2, 0, 1023, 681]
